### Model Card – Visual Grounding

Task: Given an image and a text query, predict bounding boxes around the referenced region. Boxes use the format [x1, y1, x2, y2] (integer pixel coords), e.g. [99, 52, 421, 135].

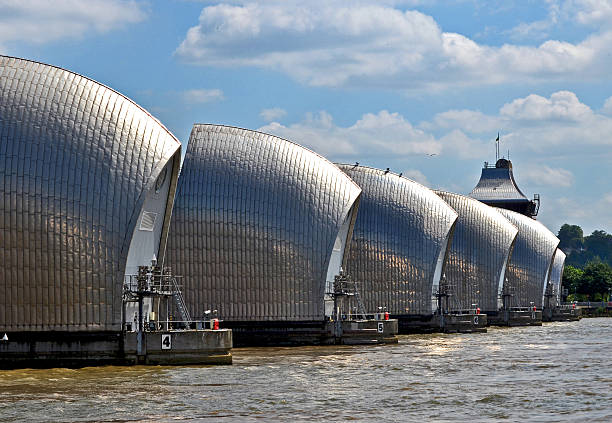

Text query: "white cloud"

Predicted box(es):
[260, 107, 287, 122]
[421, 91, 612, 155]
[522, 165, 574, 187]
[255, 90, 612, 165]
[182, 88, 224, 104]
[0, 0, 147, 46]
[542, 193, 612, 235]
[402, 169, 430, 187]
[258, 110, 439, 159]
[500, 91, 592, 122]
[422, 109, 501, 133]
[439, 129, 489, 160]
[175, 1, 612, 91]
[506, 0, 560, 41]
[601, 96, 612, 115]
[570, 0, 612, 26]
[507, 19, 554, 41]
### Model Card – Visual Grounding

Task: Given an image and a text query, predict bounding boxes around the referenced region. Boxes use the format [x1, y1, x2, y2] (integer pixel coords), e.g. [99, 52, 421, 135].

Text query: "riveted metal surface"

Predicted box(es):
[0, 56, 181, 332]
[337, 165, 458, 316]
[495, 209, 559, 308]
[549, 249, 566, 306]
[434, 191, 518, 312]
[166, 125, 362, 321]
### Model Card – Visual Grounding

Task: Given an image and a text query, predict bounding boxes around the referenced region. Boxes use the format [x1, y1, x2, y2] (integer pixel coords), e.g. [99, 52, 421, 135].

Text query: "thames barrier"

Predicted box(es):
[0, 55, 583, 368]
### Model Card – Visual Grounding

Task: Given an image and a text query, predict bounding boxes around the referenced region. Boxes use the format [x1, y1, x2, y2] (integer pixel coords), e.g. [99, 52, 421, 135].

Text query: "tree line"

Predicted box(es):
[558, 224, 612, 301]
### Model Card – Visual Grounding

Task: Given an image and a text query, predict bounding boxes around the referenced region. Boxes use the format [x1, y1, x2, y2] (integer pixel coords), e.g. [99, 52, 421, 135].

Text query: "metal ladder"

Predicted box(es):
[171, 277, 192, 323]
[350, 279, 368, 319]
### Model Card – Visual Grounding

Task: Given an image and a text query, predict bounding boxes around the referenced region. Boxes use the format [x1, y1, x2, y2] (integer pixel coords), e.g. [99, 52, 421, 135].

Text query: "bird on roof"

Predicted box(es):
[384, 168, 390, 174]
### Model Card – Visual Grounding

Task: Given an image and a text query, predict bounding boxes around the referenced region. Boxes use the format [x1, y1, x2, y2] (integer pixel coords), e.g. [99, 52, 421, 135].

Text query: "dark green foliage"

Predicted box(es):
[584, 230, 612, 262]
[558, 224, 584, 252]
[559, 224, 612, 300]
[558, 224, 612, 268]
[580, 261, 612, 298]
[562, 265, 583, 296]
[562, 262, 612, 300]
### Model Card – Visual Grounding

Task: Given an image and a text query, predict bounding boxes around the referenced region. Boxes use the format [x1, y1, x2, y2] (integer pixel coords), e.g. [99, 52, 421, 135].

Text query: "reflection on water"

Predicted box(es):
[2, 319, 612, 422]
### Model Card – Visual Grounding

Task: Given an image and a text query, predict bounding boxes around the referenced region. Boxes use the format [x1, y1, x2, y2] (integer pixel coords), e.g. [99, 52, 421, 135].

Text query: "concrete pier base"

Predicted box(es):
[395, 313, 487, 334]
[436, 313, 487, 333]
[335, 319, 399, 345]
[542, 307, 581, 322]
[0, 329, 232, 369]
[123, 330, 232, 365]
[487, 309, 542, 326]
[222, 319, 398, 347]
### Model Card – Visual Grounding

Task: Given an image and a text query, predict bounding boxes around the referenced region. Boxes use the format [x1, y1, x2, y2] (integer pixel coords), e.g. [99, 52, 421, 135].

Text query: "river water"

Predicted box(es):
[1, 318, 611, 422]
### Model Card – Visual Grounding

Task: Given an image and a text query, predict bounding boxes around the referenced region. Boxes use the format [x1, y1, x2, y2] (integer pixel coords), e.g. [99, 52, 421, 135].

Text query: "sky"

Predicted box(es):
[2, 0, 612, 236]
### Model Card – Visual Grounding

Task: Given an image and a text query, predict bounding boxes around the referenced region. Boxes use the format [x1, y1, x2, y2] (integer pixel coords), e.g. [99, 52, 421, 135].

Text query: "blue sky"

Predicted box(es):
[2, 0, 612, 236]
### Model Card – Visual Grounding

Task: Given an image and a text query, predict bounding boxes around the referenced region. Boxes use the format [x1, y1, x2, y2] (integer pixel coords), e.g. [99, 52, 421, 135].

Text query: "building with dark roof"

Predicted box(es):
[469, 159, 539, 217]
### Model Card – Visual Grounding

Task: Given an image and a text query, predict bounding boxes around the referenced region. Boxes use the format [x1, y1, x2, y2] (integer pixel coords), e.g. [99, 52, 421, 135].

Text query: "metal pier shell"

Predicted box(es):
[495, 209, 559, 308]
[434, 191, 518, 312]
[0, 56, 181, 332]
[549, 249, 566, 306]
[166, 125, 362, 322]
[337, 165, 458, 316]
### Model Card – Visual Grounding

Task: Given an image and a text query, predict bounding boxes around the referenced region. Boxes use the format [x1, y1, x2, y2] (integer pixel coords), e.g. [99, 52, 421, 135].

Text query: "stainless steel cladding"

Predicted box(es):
[166, 125, 362, 321]
[0, 56, 181, 332]
[337, 165, 458, 316]
[495, 209, 559, 308]
[434, 191, 518, 312]
[549, 249, 566, 306]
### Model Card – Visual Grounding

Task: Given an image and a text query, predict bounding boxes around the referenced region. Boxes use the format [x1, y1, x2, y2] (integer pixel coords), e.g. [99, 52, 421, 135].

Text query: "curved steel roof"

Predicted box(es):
[435, 191, 518, 312]
[549, 249, 566, 307]
[166, 125, 362, 321]
[495, 209, 559, 308]
[337, 165, 458, 316]
[0, 55, 181, 331]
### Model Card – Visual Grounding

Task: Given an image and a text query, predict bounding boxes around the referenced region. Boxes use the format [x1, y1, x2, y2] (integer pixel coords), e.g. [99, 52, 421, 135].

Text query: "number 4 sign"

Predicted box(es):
[161, 334, 171, 350]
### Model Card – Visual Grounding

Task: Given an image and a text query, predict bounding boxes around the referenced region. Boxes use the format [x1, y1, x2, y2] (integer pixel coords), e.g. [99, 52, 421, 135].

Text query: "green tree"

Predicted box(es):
[558, 224, 584, 252]
[562, 265, 583, 297]
[584, 230, 612, 263]
[579, 261, 612, 300]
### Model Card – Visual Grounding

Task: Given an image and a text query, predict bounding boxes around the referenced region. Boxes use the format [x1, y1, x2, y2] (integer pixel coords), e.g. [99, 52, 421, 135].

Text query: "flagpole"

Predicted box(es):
[495, 132, 500, 162]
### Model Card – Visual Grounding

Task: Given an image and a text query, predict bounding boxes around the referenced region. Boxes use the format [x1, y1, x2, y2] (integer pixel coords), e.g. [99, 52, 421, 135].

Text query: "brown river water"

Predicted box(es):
[1, 318, 611, 422]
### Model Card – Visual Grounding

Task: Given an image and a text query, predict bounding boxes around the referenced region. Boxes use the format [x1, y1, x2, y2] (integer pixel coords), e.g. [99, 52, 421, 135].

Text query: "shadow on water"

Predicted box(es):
[1, 318, 612, 422]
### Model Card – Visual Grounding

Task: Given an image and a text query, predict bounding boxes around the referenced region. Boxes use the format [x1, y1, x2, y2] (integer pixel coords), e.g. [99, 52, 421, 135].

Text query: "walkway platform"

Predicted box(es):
[395, 313, 487, 334]
[0, 329, 232, 369]
[487, 309, 542, 326]
[542, 307, 581, 322]
[221, 319, 398, 347]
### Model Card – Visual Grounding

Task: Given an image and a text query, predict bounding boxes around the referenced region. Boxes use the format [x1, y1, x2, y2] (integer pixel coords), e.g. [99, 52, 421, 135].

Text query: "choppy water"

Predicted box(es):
[1, 318, 611, 422]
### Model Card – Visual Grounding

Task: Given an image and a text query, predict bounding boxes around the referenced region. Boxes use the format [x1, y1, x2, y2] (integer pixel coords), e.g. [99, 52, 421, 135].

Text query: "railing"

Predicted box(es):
[124, 319, 222, 332]
[564, 301, 612, 308]
[336, 312, 391, 321]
